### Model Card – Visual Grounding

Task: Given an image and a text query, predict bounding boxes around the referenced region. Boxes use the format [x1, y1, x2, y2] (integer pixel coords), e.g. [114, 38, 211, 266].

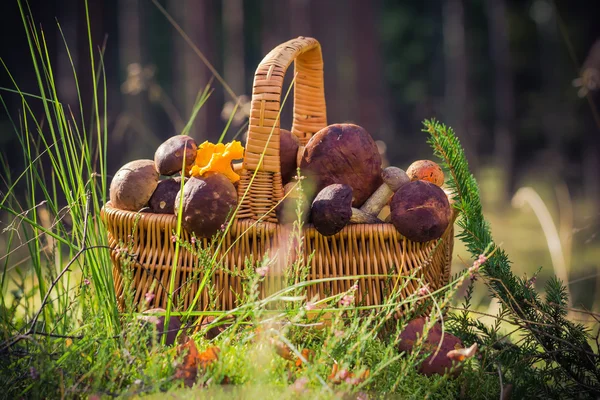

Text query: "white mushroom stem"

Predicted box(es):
[232, 162, 244, 172]
[360, 167, 410, 216]
[351, 208, 383, 224]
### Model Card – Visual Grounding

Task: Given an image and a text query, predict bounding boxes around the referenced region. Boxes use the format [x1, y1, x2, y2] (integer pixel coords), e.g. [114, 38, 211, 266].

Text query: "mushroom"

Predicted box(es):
[174, 173, 238, 238]
[300, 124, 383, 207]
[359, 167, 410, 216]
[390, 180, 452, 242]
[154, 135, 198, 176]
[137, 308, 184, 347]
[190, 140, 245, 183]
[397, 317, 465, 377]
[406, 160, 445, 187]
[109, 159, 159, 211]
[280, 129, 300, 185]
[311, 184, 382, 236]
[148, 177, 186, 214]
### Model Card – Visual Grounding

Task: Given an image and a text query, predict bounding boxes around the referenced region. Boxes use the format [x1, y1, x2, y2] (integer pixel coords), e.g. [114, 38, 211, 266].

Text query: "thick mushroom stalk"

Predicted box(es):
[360, 167, 410, 216]
[311, 184, 382, 236]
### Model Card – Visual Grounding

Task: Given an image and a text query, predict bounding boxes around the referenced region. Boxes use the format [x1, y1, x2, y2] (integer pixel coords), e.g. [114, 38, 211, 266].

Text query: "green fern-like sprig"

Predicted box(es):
[424, 119, 600, 398]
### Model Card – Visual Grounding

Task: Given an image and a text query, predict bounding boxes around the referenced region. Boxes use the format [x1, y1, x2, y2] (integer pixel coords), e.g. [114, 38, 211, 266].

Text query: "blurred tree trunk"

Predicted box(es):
[351, 0, 391, 155]
[170, 0, 219, 142]
[443, 0, 478, 170]
[289, 0, 310, 37]
[77, 0, 104, 128]
[223, 0, 245, 96]
[56, 0, 78, 109]
[310, 0, 341, 125]
[116, 0, 150, 160]
[487, 0, 516, 205]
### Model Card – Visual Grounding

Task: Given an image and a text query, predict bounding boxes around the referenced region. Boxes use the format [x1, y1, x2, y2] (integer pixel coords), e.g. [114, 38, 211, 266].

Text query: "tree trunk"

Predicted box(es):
[350, 0, 391, 163]
[169, 0, 219, 142]
[443, 0, 478, 169]
[487, 0, 516, 205]
[223, 0, 245, 96]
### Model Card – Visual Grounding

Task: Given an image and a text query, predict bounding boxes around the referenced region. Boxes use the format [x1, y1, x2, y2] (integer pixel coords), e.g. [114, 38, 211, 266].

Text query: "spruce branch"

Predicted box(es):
[423, 119, 600, 397]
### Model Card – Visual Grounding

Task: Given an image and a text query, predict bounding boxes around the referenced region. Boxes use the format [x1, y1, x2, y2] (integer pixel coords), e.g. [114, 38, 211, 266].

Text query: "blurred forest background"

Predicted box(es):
[1, 0, 599, 315]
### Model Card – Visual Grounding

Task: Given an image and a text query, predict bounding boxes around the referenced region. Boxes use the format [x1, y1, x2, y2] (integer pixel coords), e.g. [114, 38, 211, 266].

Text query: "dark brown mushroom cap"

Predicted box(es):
[397, 317, 463, 377]
[109, 159, 159, 211]
[174, 173, 237, 238]
[300, 124, 383, 207]
[280, 129, 300, 185]
[137, 308, 183, 347]
[390, 180, 452, 242]
[148, 177, 186, 214]
[154, 135, 198, 176]
[311, 184, 353, 236]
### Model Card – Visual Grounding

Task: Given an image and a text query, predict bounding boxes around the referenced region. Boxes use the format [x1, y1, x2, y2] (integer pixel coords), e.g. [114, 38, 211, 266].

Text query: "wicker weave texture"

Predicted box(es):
[101, 204, 453, 311]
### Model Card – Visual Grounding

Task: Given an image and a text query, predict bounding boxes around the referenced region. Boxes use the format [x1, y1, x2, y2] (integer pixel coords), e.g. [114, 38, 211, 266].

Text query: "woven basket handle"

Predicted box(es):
[237, 37, 327, 221]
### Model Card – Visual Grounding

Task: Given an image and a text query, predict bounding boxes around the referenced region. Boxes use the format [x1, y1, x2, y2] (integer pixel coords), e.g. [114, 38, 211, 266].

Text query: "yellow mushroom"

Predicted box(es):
[189, 140, 245, 183]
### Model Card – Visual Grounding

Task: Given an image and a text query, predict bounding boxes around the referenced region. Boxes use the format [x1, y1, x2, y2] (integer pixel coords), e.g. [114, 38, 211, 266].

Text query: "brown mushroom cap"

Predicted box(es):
[174, 173, 237, 238]
[137, 308, 183, 347]
[311, 184, 353, 236]
[300, 124, 383, 207]
[109, 159, 159, 211]
[390, 180, 452, 242]
[148, 177, 186, 214]
[406, 160, 445, 187]
[397, 317, 464, 377]
[154, 135, 198, 176]
[280, 129, 300, 185]
[311, 184, 382, 236]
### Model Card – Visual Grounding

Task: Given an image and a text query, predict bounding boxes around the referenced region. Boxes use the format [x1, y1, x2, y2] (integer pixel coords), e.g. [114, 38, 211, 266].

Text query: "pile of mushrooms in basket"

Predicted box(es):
[108, 122, 451, 243]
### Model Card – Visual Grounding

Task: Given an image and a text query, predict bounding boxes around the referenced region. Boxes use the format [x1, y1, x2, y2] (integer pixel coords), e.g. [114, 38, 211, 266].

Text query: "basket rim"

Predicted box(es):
[100, 201, 458, 242]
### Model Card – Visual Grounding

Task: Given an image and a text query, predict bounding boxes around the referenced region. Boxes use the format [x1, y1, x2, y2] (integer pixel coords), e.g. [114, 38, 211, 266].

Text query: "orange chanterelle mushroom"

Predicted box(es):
[189, 140, 244, 183]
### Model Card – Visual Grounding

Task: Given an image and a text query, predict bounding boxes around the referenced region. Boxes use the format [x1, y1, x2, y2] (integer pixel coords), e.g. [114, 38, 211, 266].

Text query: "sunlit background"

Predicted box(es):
[1, 0, 599, 317]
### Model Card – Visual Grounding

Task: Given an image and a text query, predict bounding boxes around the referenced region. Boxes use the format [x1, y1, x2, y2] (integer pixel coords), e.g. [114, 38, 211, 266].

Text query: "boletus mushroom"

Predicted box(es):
[397, 317, 464, 377]
[148, 177, 186, 214]
[390, 180, 452, 242]
[109, 159, 159, 211]
[311, 184, 382, 236]
[360, 167, 410, 216]
[154, 135, 198, 176]
[137, 308, 184, 347]
[174, 173, 237, 238]
[406, 160, 444, 187]
[280, 129, 300, 185]
[300, 124, 383, 207]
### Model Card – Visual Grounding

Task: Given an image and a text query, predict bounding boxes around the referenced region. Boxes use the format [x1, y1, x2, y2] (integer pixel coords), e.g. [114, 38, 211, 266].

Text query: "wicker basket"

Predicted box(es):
[100, 37, 455, 312]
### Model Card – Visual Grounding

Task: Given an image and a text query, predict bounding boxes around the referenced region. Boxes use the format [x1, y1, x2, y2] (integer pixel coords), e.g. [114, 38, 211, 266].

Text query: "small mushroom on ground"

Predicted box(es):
[300, 124, 383, 207]
[154, 135, 198, 176]
[360, 167, 410, 216]
[406, 160, 445, 187]
[174, 173, 237, 238]
[276, 182, 310, 225]
[137, 308, 184, 347]
[390, 180, 452, 242]
[311, 184, 382, 236]
[148, 177, 186, 214]
[280, 129, 300, 185]
[109, 159, 159, 211]
[397, 317, 465, 377]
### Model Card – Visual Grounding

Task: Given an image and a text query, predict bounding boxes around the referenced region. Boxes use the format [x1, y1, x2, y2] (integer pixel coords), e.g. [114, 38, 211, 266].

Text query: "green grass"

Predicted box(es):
[1, 1, 599, 399]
